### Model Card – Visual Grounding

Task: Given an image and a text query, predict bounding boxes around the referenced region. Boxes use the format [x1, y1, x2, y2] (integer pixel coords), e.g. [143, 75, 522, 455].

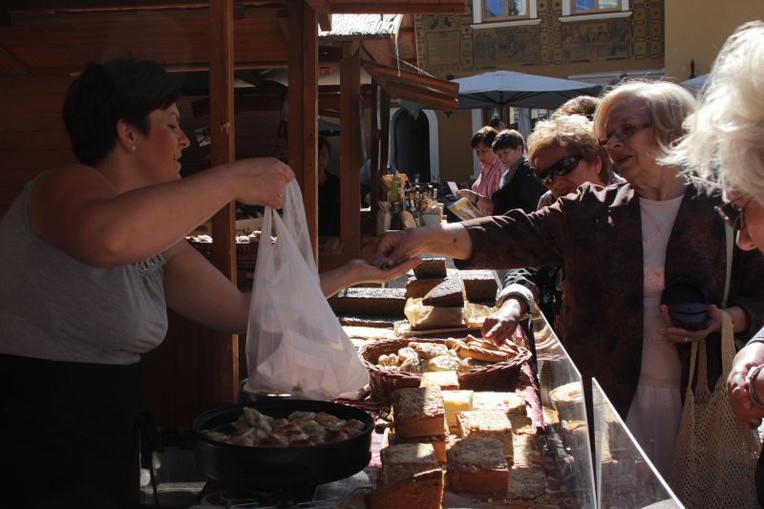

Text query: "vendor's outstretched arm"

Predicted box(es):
[374, 223, 473, 267]
[319, 257, 422, 298]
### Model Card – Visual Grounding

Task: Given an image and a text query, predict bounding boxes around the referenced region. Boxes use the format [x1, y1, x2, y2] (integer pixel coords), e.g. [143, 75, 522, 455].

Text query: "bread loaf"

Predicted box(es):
[366, 468, 444, 509]
[421, 278, 465, 307]
[379, 442, 440, 484]
[328, 287, 407, 317]
[460, 270, 499, 303]
[413, 257, 448, 279]
[391, 386, 447, 438]
[405, 276, 443, 299]
[447, 437, 509, 493]
[456, 409, 514, 459]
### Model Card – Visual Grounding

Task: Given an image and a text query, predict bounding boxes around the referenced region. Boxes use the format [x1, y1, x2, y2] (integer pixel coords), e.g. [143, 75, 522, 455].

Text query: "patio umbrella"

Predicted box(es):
[452, 70, 602, 110]
[680, 74, 708, 94]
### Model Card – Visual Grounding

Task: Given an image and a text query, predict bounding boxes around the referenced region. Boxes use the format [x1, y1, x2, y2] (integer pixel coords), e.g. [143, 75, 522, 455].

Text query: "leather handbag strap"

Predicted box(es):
[722, 223, 733, 308]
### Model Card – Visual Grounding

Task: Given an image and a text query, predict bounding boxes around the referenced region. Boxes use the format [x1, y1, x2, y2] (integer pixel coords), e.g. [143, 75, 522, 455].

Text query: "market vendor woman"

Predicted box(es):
[0, 58, 417, 508]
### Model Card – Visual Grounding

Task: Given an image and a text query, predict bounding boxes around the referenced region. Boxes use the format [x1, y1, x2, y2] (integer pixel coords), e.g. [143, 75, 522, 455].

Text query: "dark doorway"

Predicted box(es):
[392, 109, 431, 183]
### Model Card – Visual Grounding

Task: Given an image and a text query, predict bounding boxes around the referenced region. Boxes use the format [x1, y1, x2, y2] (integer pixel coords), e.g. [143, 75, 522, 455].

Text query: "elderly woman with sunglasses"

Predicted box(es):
[484, 114, 622, 346]
[375, 80, 764, 474]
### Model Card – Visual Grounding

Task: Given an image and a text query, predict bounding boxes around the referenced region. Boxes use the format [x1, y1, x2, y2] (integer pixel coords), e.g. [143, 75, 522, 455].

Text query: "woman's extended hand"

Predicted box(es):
[374, 229, 429, 268]
[482, 297, 526, 346]
[658, 304, 723, 344]
[229, 157, 295, 209]
[455, 189, 480, 204]
[319, 257, 422, 298]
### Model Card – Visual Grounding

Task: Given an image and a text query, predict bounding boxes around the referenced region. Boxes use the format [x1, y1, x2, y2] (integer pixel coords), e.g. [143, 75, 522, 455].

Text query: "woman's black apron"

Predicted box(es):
[0, 354, 143, 509]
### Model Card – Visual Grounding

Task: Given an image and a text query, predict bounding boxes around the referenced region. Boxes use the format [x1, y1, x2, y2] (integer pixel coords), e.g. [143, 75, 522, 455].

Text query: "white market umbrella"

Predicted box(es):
[680, 74, 708, 94]
[452, 70, 602, 110]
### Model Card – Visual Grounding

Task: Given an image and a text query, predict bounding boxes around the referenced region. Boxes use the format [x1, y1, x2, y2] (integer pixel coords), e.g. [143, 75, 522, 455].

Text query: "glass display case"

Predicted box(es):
[531, 313, 597, 508]
[592, 379, 683, 508]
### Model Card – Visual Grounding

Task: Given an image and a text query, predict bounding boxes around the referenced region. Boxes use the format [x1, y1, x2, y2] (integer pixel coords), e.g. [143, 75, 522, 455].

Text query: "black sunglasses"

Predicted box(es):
[716, 199, 751, 230]
[599, 122, 653, 146]
[534, 155, 582, 187]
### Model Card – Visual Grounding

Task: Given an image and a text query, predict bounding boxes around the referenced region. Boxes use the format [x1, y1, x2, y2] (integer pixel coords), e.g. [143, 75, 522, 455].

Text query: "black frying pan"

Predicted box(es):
[191, 398, 374, 490]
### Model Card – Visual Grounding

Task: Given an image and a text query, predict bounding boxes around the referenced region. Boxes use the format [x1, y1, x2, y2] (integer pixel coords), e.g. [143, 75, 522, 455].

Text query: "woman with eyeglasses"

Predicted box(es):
[668, 21, 764, 506]
[485, 114, 622, 346]
[374, 80, 764, 475]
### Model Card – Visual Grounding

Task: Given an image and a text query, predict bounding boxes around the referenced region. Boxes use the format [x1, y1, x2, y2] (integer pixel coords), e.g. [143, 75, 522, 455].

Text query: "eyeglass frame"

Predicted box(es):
[598, 122, 653, 146]
[716, 199, 751, 231]
[533, 154, 583, 188]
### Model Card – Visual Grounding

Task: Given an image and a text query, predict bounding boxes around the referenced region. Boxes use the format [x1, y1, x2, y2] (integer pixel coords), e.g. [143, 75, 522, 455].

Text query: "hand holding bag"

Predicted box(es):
[243, 181, 369, 400]
[667, 310, 760, 508]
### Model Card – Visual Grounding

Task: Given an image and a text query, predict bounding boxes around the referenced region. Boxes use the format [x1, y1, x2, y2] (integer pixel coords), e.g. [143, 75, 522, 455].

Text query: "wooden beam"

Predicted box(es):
[369, 84, 380, 213]
[339, 40, 361, 260]
[304, 0, 331, 31]
[287, 0, 319, 259]
[207, 0, 238, 405]
[0, 45, 29, 75]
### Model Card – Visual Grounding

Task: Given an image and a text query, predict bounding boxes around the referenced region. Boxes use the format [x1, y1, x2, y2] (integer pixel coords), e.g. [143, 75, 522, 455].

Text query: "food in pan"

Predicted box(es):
[202, 407, 366, 448]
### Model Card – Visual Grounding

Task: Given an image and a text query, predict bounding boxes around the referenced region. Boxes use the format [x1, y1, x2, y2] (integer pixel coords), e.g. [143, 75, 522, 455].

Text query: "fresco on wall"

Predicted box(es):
[473, 27, 541, 69]
[562, 20, 632, 61]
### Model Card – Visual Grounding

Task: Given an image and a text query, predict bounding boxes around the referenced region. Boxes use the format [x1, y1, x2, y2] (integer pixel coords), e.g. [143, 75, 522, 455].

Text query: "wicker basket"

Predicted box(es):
[358, 338, 531, 405]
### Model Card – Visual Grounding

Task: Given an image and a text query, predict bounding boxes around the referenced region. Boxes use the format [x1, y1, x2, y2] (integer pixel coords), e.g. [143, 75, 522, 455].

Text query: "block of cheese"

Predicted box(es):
[420, 370, 459, 391]
[391, 386, 447, 438]
[421, 278, 465, 307]
[447, 437, 509, 493]
[379, 443, 440, 485]
[441, 390, 474, 430]
[472, 391, 527, 416]
[366, 468, 444, 509]
[456, 409, 514, 459]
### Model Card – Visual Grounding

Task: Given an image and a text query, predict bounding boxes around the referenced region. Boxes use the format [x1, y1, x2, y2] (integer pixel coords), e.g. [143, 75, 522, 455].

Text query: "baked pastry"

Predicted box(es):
[384, 428, 451, 465]
[447, 437, 509, 493]
[366, 468, 444, 509]
[379, 442, 440, 484]
[456, 409, 514, 459]
[421, 278, 465, 307]
[549, 381, 584, 416]
[391, 386, 447, 438]
[472, 391, 527, 416]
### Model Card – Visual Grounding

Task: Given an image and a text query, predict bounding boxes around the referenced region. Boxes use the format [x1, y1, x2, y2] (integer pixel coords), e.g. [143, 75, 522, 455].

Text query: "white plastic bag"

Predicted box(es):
[244, 181, 369, 400]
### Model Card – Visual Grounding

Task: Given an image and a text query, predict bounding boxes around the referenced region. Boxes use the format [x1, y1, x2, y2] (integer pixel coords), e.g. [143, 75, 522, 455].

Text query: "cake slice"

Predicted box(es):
[366, 468, 444, 509]
[379, 443, 440, 484]
[447, 437, 509, 493]
[391, 386, 447, 438]
[456, 409, 514, 459]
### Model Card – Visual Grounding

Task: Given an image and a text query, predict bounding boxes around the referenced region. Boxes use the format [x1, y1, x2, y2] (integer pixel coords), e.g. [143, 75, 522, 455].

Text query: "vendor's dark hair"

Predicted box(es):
[471, 126, 498, 149]
[62, 58, 180, 165]
[492, 129, 525, 152]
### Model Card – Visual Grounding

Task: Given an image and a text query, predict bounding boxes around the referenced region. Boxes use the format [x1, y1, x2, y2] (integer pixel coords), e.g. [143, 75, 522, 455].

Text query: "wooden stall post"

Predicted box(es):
[207, 0, 238, 404]
[339, 41, 362, 261]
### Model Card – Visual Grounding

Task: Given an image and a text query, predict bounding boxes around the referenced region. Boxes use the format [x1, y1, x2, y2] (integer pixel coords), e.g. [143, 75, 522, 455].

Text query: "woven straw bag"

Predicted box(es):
[667, 310, 761, 508]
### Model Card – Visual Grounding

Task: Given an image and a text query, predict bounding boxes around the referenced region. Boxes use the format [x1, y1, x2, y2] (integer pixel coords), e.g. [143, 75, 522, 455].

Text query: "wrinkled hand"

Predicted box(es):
[481, 298, 525, 347]
[727, 343, 764, 428]
[373, 229, 427, 269]
[231, 157, 295, 209]
[351, 256, 422, 284]
[659, 304, 722, 344]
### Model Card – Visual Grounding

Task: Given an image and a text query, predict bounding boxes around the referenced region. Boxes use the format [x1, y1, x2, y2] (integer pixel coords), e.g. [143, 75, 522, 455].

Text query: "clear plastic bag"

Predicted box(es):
[244, 181, 369, 400]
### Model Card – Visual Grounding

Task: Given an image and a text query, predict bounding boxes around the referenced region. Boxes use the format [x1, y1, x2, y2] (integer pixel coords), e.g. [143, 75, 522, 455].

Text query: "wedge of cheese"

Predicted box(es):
[441, 390, 474, 430]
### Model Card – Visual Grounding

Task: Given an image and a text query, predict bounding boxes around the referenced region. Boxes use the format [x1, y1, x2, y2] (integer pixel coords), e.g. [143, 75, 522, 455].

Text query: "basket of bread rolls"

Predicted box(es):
[359, 336, 531, 405]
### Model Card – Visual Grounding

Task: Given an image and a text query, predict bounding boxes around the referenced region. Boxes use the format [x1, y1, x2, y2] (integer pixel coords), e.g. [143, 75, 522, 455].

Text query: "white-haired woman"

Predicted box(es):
[675, 20, 764, 506]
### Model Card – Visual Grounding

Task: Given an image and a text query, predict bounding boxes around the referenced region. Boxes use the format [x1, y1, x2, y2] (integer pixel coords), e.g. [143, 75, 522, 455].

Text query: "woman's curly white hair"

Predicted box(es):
[667, 20, 764, 202]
